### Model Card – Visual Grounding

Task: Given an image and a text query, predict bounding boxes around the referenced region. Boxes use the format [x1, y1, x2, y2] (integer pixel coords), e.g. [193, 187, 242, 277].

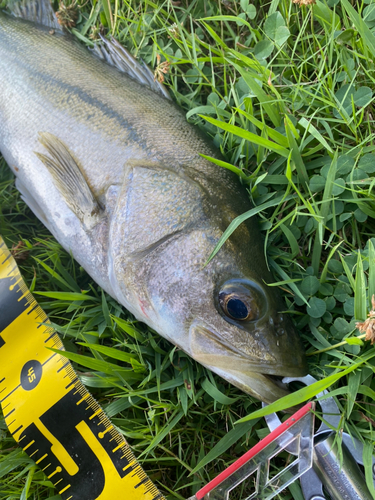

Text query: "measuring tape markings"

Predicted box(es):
[0, 237, 165, 500]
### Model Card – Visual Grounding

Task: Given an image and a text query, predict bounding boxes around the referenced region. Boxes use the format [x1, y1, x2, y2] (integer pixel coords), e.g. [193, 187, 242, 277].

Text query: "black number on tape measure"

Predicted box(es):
[0, 277, 29, 334]
[20, 360, 42, 391]
[20, 419, 105, 499]
[19, 388, 134, 499]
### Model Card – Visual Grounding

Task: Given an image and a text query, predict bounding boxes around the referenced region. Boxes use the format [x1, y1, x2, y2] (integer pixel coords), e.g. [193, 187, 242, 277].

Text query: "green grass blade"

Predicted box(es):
[199, 154, 250, 182]
[311, 152, 337, 275]
[299, 117, 333, 154]
[235, 108, 289, 147]
[236, 351, 375, 423]
[48, 348, 142, 379]
[189, 418, 260, 475]
[101, 289, 111, 327]
[0, 450, 33, 479]
[205, 194, 294, 265]
[101, 0, 114, 32]
[341, 0, 375, 58]
[280, 223, 299, 257]
[354, 251, 367, 321]
[285, 116, 309, 187]
[363, 441, 375, 499]
[199, 116, 290, 157]
[346, 370, 361, 419]
[201, 378, 240, 405]
[33, 291, 98, 301]
[320, 241, 344, 284]
[141, 405, 190, 456]
[269, 259, 309, 306]
[76, 342, 144, 368]
[32, 257, 78, 291]
[111, 316, 145, 341]
[236, 67, 282, 127]
[339, 253, 356, 291]
[368, 240, 375, 308]
[200, 15, 252, 30]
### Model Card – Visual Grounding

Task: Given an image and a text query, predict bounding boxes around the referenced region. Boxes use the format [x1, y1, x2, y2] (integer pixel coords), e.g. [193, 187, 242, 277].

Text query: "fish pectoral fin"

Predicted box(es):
[8, 0, 63, 32]
[35, 132, 103, 230]
[91, 36, 171, 101]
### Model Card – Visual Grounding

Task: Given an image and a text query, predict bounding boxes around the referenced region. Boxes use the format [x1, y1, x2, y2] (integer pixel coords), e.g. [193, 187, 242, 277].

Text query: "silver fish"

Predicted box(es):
[0, 0, 307, 403]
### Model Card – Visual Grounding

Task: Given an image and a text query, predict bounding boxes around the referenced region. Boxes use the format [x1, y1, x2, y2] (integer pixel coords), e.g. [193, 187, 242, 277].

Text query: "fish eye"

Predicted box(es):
[218, 280, 266, 323]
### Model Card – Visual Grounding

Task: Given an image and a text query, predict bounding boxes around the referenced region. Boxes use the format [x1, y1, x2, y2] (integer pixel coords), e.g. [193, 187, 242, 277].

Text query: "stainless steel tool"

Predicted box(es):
[187, 402, 315, 500]
[265, 375, 375, 500]
[187, 375, 375, 500]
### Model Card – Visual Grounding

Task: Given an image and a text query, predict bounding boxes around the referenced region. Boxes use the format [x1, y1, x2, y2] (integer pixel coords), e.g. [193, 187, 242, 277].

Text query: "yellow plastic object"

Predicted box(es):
[0, 236, 164, 500]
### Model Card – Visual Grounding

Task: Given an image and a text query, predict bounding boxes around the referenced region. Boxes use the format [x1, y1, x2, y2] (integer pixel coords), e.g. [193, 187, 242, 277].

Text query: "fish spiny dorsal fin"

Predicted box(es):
[8, 0, 62, 31]
[91, 35, 171, 100]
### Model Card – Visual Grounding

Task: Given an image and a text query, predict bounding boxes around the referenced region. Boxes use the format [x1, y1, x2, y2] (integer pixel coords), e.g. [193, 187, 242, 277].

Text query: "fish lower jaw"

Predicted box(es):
[205, 364, 291, 404]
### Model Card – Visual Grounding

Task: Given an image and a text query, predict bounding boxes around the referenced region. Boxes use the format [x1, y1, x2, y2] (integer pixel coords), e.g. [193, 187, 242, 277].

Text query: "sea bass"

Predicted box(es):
[0, 0, 307, 403]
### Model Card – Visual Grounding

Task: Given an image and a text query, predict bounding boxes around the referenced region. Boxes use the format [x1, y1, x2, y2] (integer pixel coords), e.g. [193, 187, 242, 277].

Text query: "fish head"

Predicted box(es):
[188, 271, 307, 403]
[119, 216, 307, 404]
[191, 230, 307, 404]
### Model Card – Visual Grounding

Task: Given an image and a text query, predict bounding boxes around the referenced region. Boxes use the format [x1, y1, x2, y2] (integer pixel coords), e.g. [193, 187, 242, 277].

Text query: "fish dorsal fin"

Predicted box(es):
[91, 35, 171, 100]
[8, 0, 62, 31]
[35, 132, 103, 229]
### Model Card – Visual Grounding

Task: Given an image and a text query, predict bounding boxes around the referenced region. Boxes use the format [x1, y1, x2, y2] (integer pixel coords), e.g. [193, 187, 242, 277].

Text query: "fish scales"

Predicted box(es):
[0, 18, 225, 189]
[0, 3, 307, 403]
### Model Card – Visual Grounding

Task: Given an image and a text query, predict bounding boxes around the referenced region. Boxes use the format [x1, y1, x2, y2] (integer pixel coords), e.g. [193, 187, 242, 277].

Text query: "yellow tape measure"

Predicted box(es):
[0, 236, 165, 500]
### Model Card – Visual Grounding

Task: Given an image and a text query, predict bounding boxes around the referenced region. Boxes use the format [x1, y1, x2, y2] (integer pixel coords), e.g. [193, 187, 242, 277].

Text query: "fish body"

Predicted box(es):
[0, 3, 307, 403]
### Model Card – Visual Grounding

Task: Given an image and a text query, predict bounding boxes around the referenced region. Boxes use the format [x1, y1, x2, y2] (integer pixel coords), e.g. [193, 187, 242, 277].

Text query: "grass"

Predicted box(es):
[1, 0, 375, 499]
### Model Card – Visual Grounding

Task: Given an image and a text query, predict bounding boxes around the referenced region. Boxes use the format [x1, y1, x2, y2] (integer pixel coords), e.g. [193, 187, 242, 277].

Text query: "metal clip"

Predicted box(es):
[265, 375, 375, 500]
[189, 403, 315, 500]
[187, 375, 375, 500]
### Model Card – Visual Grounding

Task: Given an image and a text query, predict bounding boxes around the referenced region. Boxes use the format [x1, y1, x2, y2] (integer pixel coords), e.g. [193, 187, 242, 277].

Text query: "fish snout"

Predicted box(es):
[255, 312, 308, 376]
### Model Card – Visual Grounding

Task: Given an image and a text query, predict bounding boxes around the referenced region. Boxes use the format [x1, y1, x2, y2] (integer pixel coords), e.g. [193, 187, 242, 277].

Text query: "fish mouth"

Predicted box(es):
[189, 323, 307, 403]
[226, 371, 291, 404]
[190, 323, 306, 376]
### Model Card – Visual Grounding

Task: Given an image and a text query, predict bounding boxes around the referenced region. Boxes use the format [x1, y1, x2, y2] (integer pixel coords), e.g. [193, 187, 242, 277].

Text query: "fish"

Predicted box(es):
[0, 0, 307, 404]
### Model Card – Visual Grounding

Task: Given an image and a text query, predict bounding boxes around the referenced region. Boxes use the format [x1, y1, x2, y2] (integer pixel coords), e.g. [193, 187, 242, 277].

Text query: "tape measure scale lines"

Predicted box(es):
[0, 236, 165, 500]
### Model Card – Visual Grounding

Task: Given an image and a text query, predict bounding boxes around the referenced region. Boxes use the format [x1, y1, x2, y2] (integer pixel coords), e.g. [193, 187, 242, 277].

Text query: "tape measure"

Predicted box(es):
[0, 235, 165, 500]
